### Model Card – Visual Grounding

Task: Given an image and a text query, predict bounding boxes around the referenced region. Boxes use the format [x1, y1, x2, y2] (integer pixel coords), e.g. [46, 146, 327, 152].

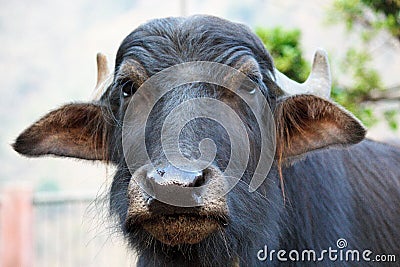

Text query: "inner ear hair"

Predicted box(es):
[13, 103, 109, 161]
[274, 94, 366, 159]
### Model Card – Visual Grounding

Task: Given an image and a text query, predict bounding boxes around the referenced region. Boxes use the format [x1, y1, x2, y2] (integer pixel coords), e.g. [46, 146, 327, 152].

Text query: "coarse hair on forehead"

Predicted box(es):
[114, 15, 275, 79]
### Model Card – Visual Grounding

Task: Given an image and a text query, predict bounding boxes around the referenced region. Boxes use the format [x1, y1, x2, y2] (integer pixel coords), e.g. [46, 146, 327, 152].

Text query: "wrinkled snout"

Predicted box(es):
[148, 165, 206, 187]
[145, 165, 206, 206]
[125, 164, 229, 246]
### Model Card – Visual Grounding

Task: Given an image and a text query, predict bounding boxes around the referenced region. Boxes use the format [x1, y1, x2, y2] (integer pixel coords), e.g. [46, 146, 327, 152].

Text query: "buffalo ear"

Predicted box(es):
[274, 95, 366, 159]
[13, 103, 109, 161]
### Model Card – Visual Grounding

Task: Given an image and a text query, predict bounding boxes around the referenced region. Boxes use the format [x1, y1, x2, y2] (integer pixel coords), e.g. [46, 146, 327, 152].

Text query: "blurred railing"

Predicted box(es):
[0, 185, 135, 267]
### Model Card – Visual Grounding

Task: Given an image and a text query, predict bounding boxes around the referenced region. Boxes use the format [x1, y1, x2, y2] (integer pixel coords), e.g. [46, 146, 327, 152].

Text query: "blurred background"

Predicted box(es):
[0, 0, 399, 266]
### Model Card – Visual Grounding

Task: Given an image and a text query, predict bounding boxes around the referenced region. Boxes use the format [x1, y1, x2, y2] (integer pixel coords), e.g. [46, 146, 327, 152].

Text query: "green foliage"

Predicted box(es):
[331, 48, 383, 127]
[255, 25, 397, 129]
[327, 0, 399, 130]
[327, 0, 400, 41]
[384, 109, 399, 130]
[255, 27, 310, 83]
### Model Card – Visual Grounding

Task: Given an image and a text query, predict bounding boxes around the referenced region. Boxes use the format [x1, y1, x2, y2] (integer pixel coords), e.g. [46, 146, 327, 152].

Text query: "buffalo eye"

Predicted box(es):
[121, 79, 137, 98]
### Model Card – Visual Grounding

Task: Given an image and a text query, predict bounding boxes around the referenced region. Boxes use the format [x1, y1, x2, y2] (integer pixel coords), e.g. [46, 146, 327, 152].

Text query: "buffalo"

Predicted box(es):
[13, 15, 399, 266]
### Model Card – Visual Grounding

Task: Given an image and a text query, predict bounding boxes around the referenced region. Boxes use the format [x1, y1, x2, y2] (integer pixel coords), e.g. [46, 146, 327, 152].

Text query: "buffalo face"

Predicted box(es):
[13, 15, 366, 265]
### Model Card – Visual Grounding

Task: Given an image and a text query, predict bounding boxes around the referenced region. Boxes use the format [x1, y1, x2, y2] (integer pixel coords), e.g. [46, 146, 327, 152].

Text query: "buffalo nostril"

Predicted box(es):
[149, 166, 207, 187]
[156, 169, 165, 177]
[190, 172, 206, 187]
[144, 166, 208, 206]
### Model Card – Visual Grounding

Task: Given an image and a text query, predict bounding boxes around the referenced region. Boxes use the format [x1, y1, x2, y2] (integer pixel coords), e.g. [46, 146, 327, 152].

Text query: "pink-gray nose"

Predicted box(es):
[147, 165, 206, 187]
[143, 165, 207, 206]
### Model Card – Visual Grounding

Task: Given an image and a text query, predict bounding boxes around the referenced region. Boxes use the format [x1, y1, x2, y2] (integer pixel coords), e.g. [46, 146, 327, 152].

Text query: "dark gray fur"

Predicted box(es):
[98, 16, 400, 266]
